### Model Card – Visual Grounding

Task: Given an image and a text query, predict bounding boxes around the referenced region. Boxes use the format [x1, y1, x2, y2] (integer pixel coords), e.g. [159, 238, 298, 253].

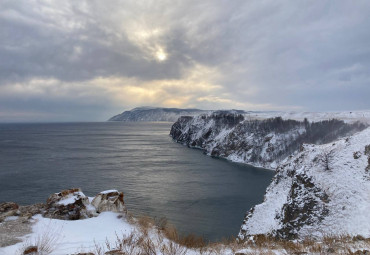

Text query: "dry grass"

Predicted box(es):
[92, 230, 188, 255]
[235, 233, 370, 255]
[87, 213, 370, 255]
[161, 222, 206, 248]
[17, 223, 61, 255]
[89, 231, 370, 255]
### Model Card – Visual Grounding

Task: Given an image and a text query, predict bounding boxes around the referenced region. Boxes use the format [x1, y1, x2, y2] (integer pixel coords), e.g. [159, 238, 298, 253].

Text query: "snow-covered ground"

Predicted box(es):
[0, 212, 134, 255]
[0, 212, 276, 255]
[1, 211, 369, 255]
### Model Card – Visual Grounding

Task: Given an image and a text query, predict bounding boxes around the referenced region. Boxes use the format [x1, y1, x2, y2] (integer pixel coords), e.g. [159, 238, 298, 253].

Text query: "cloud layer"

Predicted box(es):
[1, 0, 370, 121]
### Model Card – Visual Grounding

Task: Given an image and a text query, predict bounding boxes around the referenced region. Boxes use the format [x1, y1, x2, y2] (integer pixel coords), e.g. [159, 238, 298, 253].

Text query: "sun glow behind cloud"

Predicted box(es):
[155, 48, 167, 61]
[124, 24, 169, 61]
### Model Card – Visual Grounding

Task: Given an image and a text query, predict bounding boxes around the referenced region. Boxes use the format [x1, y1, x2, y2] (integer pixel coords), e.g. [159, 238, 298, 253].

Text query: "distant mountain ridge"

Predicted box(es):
[108, 107, 208, 122]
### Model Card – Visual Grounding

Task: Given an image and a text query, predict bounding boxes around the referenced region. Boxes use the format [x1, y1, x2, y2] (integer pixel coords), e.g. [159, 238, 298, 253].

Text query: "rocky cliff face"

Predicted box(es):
[170, 112, 366, 169]
[238, 127, 370, 240]
[108, 107, 207, 122]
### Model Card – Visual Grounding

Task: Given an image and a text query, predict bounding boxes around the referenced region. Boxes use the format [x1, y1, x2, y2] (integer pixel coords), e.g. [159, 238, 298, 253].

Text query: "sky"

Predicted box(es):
[0, 0, 370, 122]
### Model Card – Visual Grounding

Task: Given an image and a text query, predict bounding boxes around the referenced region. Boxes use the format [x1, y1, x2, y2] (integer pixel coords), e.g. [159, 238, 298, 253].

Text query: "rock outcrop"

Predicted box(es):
[238, 127, 370, 240]
[0, 188, 126, 249]
[1, 188, 126, 222]
[0, 188, 126, 222]
[0, 202, 19, 219]
[43, 188, 95, 220]
[91, 190, 125, 213]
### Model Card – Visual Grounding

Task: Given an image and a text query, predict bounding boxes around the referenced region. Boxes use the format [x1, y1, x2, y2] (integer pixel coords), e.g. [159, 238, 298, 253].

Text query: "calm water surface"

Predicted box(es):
[0, 122, 274, 241]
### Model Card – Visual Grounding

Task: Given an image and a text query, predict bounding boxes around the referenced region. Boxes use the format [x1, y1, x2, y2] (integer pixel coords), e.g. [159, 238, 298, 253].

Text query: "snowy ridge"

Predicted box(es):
[244, 110, 370, 124]
[239, 127, 370, 240]
[170, 112, 366, 169]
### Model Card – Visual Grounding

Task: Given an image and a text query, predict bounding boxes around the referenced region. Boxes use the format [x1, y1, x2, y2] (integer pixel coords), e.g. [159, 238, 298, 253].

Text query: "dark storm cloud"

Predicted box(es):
[0, 0, 370, 121]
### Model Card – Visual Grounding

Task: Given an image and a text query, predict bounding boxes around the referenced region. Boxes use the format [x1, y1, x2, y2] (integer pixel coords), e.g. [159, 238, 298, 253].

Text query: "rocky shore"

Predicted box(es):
[0, 188, 125, 252]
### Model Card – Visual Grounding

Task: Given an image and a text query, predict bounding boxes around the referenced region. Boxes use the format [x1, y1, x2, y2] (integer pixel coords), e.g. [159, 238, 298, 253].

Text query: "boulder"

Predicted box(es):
[23, 246, 38, 254]
[91, 190, 125, 213]
[43, 188, 96, 220]
[46, 188, 84, 205]
[0, 202, 19, 221]
[0, 202, 19, 213]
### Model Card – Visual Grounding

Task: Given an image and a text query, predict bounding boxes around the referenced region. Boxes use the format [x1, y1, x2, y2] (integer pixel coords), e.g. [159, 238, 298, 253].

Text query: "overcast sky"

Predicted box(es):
[1, 0, 370, 121]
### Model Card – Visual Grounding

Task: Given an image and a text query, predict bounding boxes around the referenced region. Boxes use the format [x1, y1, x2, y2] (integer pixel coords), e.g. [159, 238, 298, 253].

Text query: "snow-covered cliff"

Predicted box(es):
[238, 127, 370, 240]
[108, 107, 207, 122]
[170, 111, 366, 169]
[171, 111, 370, 240]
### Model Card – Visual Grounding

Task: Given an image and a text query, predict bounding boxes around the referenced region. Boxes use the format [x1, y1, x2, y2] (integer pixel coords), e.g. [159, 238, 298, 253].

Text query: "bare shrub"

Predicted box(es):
[137, 215, 155, 235]
[161, 242, 187, 255]
[18, 222, 61, 255]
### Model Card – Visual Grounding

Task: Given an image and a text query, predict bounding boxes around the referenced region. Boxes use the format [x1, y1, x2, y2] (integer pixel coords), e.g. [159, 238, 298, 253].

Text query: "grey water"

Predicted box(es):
[0, 122, 274, 241]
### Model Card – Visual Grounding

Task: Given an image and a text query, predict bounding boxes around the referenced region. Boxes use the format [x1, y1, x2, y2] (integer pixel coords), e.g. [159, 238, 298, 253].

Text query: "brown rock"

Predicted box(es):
[92, 190, 125, 213]
[23, 245, 38, 254]
[46, 188, 82, 205]
[0, 202, 19, 213]
[0, 202, 19, 220]
[43, 188, 94, 220]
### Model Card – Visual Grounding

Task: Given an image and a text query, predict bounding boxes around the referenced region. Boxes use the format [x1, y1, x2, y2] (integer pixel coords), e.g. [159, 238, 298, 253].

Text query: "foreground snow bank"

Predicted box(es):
[0, 212, 134, 255]
[239, 127, 370, 240]
[0, 211, 242, 255]
[2, 212, 370, 255]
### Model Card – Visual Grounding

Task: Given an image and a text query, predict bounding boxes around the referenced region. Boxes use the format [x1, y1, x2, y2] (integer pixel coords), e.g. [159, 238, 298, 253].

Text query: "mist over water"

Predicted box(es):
[0, 122, 274, 241]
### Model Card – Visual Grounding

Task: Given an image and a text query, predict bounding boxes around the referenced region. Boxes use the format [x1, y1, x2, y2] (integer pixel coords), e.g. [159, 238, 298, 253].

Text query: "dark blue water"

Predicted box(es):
[0, 122, 274, 241]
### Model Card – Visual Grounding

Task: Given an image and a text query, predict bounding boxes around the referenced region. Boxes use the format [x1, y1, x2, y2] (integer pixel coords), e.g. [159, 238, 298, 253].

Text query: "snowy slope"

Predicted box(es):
[239, 127, 370, 240]
[170, 112, 366, 169]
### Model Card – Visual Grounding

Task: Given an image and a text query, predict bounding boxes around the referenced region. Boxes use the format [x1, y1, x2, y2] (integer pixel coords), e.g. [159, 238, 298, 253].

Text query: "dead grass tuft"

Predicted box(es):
[18, 223, 61, 255]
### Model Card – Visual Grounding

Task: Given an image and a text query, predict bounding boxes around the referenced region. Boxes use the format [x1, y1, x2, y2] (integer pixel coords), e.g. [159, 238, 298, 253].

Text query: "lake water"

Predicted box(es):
[0, 122, 274, 241]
